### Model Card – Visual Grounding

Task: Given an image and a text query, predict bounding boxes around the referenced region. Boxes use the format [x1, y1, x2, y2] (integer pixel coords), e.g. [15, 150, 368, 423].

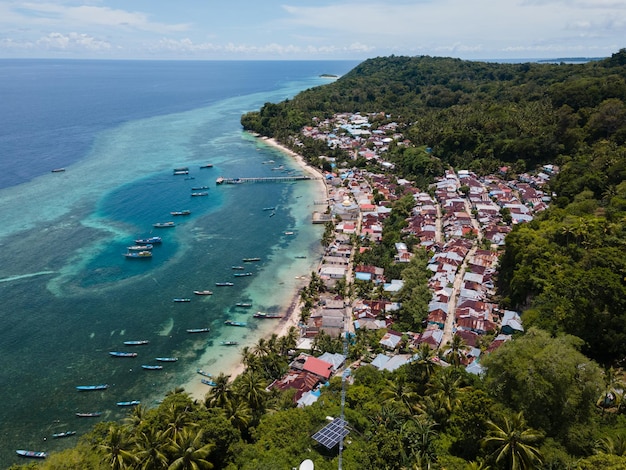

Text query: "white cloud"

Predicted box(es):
[36, 31, 111, 50]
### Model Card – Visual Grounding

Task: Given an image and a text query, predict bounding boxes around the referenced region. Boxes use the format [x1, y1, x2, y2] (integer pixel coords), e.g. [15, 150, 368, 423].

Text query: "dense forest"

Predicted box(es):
[12, 51, 626, 469]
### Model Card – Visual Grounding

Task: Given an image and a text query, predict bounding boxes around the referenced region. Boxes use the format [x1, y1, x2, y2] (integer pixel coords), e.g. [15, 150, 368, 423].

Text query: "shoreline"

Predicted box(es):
[184, 135, 327, 400]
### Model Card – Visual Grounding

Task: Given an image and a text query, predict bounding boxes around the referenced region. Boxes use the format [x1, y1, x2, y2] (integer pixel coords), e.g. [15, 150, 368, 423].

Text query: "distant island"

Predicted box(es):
[537, 56, 605, 63]
[319, 73, 338, 78]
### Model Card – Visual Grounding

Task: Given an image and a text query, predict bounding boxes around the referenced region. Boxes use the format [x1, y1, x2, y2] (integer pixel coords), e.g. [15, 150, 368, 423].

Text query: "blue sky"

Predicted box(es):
[0, 0, 623, 60]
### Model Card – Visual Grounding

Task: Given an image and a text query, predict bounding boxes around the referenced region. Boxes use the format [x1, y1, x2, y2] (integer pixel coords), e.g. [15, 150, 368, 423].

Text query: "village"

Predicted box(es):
[268, 111, 559, 407]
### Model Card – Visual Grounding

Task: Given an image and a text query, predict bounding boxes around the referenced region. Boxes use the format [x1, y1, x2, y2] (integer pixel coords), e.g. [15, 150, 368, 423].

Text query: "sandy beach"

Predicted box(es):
[184, 135, 328, 401]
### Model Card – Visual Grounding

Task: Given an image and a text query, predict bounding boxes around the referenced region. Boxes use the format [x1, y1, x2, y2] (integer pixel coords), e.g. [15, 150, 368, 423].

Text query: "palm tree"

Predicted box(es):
[595, 434, 626, 456]
[444, 334, 468, 368]
[401, 415, 438, 466]
[164, 403, 198, 442]
[167, 428, 215, 470]
[481, 412, 543, 470]
[235, 370, 269, 412]
[380, 377, 419, 414]
[123, 404, 148, 429]
[97, 425, 137, 470]
[426, 369, 465, 416]
[134, 428, 169, 470]
[222, 397, 252, 433]
[205, 372, 233, 409]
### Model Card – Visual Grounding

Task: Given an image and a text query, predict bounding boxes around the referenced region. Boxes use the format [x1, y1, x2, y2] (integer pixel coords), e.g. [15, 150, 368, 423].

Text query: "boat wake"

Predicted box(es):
[0, 271, 55, 283]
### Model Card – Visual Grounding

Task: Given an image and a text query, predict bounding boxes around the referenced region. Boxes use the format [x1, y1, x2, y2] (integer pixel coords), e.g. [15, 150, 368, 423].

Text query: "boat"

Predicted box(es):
[253, 312, 283, 319]
[123, 251, 152, 259]
[262, 160, 275, 164]
[197, 369, 212, 377]
[200, 164, 213, 168]
[295, 255, 307, 259]
[153, 221, 175, 228]
[231, 265, 244, 270]
[174, 167, 189, 172]
[52, 431, 76, 439]
[224, 320, 247, 327]
[269, 212, 275, 217]
[193, 290, 213, 295]
[201, 378, 217, 386]
[16, 450, 48, 459]
[191, 186, 209, 190]
[75, 412, 102, 418]
[109, 351, 137, 358]
[284, 231, 294, 235]
[191, 192, 209, 197]
[186, 328, 210, 333]
[127, 244, 153, 251]
[51, 168, 65, 173]
[141, 365, 163, 370]
[117, 400, 141, 407]
[262, 207, 276, 211]
[215, 282, 234, 287]
[173, 298, 191, 302]
[235, 303, 252, 308]
[242, 257, 261, 262]
[123, 340, 149, 346]
[76, 384, 109, 391]
[233, 272, 252, 277]
[220, 341, 239, 346]
[173, 170, 189, 175]
[135, 236, 162, 244]
[170, 210, 191, 216]
[216, 176, 225, 185]
[155, 357, 178, 362]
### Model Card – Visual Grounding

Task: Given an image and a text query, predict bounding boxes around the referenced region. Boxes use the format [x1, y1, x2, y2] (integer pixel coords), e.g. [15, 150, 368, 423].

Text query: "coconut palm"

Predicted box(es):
[134, 428, 169, 470]
[235, 370, 269, 411]
[595, 434, 626, 456]
[97, 424, 137, 470]
[205, 372, 233, 409]
[426, 368, 466, 416]
[444, 334, 468, 368]
[123, 404, 148, 429]
[222, 397, 252, 433]
[164, 403, 198, 442]
[380, 377, 419, 414]
[167, 428, 215, 470]
[481, 411, 543, 470]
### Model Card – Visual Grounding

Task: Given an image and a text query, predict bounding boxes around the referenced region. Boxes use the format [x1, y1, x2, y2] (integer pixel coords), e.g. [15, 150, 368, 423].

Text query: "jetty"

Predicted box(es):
[216, 176, 321, 185]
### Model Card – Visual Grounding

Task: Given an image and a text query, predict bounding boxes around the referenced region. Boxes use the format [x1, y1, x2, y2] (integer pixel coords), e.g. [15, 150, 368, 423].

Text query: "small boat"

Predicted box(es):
[52, 431, 76, 439]
[220, 341, 239, 346]
[123, 340, 149, 346]
[193, 290, 213, 295]
[235, 303, 252, 308]
[191, 186, 209, 190]
[262, 207, 276, 211]
[253, 312, 283, 319]
[127, 244, 153, 251]
[233, 272, 252, 277]
[173, 170, 189, 175]
[153, 221, 175, 228]
[76, 384, 109, 391]
[284, 231, 294, 235]
[170, 210, 191, 216]
[117, 400, 141, 407]
[262, 160, 275, 164]
[242, 257, 261, 262]
[141, 365, 163, 370]
[16, 450, 48, 459]
[51, 168, 66, 173]
[186, 328, 210, 333]
[295, 256, 307, 259]
[155, 357, 178, 362]
[231, 265, 244, 270]
[200, 164, 213, 169]
[174, 167, 189, 172]
[215, 282, 234, 287]
[191, 192, 209, 197]
[216, 177, 225, 185]
[201, 378, 217, 386]
[269, 212, 275, 217]
[110, 351, 137, 358]
[76, 412, 102, 418]
[197, 369, 212, 377]
[135, 236, 162, 244]
[123, 251, 152, 259]
[271, 165, 285, 171]
[173, 298, 191, 302]
[224, 320, 247, 327]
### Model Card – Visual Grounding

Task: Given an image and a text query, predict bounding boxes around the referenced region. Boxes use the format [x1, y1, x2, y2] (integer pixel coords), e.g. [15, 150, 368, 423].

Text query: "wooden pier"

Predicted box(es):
[216, 176, 321, 185]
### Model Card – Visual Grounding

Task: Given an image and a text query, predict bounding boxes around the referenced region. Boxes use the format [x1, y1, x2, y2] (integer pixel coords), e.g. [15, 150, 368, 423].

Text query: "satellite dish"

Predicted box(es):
[299, 459, 314, 470]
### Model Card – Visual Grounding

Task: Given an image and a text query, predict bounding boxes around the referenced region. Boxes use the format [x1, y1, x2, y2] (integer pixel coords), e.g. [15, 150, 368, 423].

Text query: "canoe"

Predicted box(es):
[16, 450, 48, 459]
[220, 341, 239, 346]
[76, 412, 102, 418]
[117, 400, 140, 407]
[187, 328, 210, 333]
[76, 384, 109, 391]
[155, 357, 178, 362]
[197, 369, 212, 377]
[109, 351, 137, 358]
[173, 298, 191, 302]
[52, 431, 76, 439]
[141, 365, 163, 370]
[201, 378, 217, 386]
[193, 290, 213, 295]
[123, 340, 149, 346]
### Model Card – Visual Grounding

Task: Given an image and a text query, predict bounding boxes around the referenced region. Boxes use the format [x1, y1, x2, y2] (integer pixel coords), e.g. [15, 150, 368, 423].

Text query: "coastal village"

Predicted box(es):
[268, 111, 558, 407]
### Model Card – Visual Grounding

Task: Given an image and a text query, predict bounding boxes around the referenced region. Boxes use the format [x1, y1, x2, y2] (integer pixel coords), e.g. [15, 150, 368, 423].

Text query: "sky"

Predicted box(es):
[0, 0, 624, 60]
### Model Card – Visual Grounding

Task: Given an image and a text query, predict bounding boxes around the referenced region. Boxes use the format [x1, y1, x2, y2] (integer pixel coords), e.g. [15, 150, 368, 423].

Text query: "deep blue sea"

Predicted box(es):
[0, 59, 359, 466]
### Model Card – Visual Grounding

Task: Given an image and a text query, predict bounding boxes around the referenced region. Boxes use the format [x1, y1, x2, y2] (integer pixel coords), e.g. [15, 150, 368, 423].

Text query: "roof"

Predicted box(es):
[303, 356, 333, 379]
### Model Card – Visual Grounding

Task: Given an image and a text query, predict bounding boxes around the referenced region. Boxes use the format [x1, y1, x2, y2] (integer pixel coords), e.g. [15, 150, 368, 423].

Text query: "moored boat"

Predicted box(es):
[201, 378, 217, 386]
[16, 450, 48, 459]
[127, 244, 153, 251]
[155, 357, 178, 362]
[191, 192, 209, 197]
[135, 236, 162, 244]
[52, 431, 76, 439]
[233, 272, 252, 277]
[253, 312, 283, 319]
[187, 328, 210, 333]
[153, 221, 175, 228]
[174, 167, 189, 172]
[123, 251, 152, 259]
[224, 320, 247, 327]
[51, 168, 65, 173]
[197, 369, 212, 377]
[141, 365, 163, 370]
[191, 186, 209, 190]
[76, 384, 109, 391]
[76, 412, 102, 418]
[117, 400, 141, 407]
[109, 351, 137, 358]
[200, 164, 213, 168]
[262, 207, 276, 211]
[123, 340, 149, 346]
[216, 176, 225, 184]
[215, 282, 234, 287]
[173, 298, 191, 302]
[170, 210, 191, 216]
[231, 265, 244, 270]
[235, 303, 252, 308]
[242, 257, 261, 262]
[220, 341, 239, 346]
[193, 290, 213, 295]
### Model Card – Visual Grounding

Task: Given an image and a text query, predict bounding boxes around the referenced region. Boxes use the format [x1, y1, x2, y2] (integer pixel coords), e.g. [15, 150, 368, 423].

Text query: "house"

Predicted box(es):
[380, 330, 403, 350]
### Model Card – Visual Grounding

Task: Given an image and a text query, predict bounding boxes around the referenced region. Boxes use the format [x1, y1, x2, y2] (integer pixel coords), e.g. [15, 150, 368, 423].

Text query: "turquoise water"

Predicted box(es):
[0, 60, 355, 466]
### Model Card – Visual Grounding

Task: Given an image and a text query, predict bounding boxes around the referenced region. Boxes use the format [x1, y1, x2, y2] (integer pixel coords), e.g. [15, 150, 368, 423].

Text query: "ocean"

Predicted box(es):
[0, 59, 359, 466]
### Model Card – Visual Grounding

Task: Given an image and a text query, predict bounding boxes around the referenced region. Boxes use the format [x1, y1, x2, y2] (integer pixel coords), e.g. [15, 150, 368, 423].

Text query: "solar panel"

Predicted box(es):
[312, 418, 349, 449]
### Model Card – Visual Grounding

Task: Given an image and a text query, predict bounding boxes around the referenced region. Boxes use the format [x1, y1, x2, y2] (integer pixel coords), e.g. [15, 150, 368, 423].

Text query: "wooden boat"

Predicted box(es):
[191, 192, 209, 197]
[76, 412, 102, 418]
[197, 369, 212, 377]
[174, 167, 189, 172]
[123, 251, 152, 259]
[200, 164, 213, 168]
[284, 231, 294, 235]
[109, 351, 137, 358]
[153, 221, 175, 228]
[170, 210, 191, 216]
[155, 357, 178, 362]
[233, 272, 252, 277]
[193, 290, 213, 295]
[295, 255, 307, 259]
[231, 265, 245, 270]
[187, 328, 210, 333]
[76, 384, 109, 391]
[262, 207, 276, 211]
[216, 176, 225, 185]
[127, 244, 153, 251]
[52, 431, 76, 439]
[215, 282, 234, 286]
[220, 341, 239, 346]
[253, 312, 283, 319]
[224, 320, 247, 327]
[51, 168, 65, 173]
[235, 303, 252, 308]
[16, 450, 48, 459]
[123, 340, 149, 346]
[117, 400, 141, 407]
[201, 378, 217, 386]
[135, 236, 162, 244]
[141, 365, 163, 370]
[173, 298, 191, 302]
[191, 186, 209, 190]
[242, 257, 261, 262]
